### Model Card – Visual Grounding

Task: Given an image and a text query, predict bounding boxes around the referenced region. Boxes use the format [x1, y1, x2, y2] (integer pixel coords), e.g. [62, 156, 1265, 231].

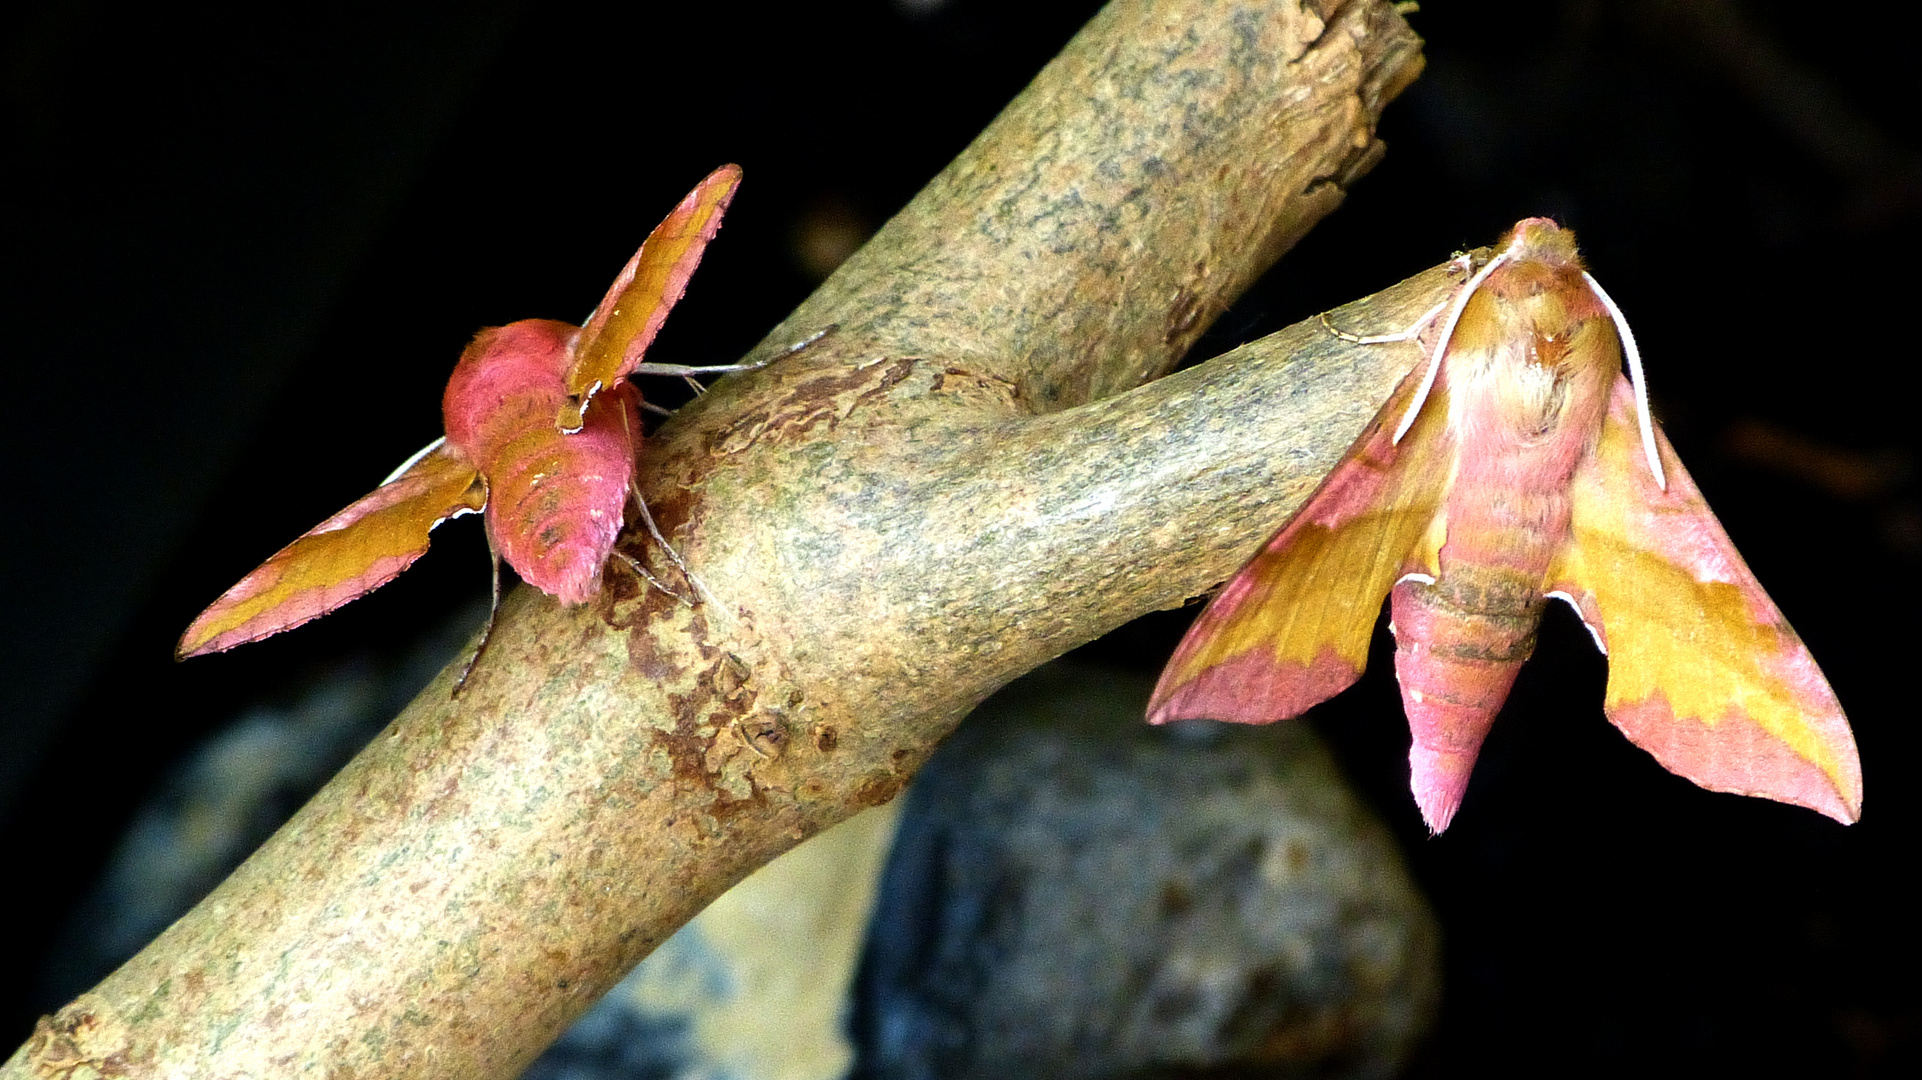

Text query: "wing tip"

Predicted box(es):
[688, 163, 744, 222]
[174, 566, 301, 661]
[176, 624, 228, 660]
[1147, 646, 1365, 728]
[1820, 793, 1863, 826]
[174, 631, 215, 662]
[1606, 693, 1864, 825]
[175, 604, 319, 661]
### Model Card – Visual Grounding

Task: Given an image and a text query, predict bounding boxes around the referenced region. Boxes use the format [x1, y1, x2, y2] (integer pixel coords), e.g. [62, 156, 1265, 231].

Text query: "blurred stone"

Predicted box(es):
[850, 664, 1438, 1080]
[41, 606, 484, 1004]
[526, 803, 903, 1080]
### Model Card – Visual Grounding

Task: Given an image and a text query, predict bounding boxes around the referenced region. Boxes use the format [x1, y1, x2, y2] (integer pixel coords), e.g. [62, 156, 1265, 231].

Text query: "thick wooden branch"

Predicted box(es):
[7, 2, 1429, 1077]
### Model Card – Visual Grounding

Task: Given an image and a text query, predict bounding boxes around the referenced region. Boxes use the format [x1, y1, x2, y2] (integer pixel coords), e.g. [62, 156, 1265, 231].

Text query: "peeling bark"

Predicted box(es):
[6, 2, 1432, 1077]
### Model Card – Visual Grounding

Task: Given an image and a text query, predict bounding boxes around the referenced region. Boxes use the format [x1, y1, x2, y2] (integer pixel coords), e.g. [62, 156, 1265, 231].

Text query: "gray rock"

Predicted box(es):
[528, 803, 902, 1080]
[851, 664, 1438, 1080]
[41, 605, 484, 1004]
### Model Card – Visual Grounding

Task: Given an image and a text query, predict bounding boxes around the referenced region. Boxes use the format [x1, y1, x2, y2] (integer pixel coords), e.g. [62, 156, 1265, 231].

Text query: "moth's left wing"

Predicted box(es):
[1148, 363, 1456, 725]
[177, 439, 488, 658]
[1548, 375, 1863, 822]
[559, 164, 741, 429]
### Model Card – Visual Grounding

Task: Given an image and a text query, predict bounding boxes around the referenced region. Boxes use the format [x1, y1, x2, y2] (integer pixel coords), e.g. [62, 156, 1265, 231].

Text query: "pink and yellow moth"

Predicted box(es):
[179, 164, 758, 662]
[1148, 219, 1862, 833]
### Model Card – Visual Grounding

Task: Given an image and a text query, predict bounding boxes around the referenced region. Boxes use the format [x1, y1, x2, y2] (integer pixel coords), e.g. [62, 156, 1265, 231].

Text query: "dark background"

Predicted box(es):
[4, 0, 1918, 1074]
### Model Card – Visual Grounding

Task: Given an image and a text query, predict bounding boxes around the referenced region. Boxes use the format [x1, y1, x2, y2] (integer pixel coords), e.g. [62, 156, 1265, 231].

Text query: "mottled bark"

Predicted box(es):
[6, 1, 1432, 1077]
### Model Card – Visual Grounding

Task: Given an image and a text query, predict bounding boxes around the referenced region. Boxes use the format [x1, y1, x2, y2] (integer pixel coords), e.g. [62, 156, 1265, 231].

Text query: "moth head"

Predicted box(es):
[1502, 217, 1585, 271]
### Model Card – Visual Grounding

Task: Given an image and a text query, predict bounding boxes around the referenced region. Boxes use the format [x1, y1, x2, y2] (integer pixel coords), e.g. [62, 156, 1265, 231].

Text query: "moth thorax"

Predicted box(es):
[1504, 359, 1571, 439]
[1450, 342, 1571, 444]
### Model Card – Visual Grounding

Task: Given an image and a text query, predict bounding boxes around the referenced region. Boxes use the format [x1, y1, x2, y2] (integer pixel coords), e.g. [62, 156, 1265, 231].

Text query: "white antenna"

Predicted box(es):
[381, 435, 450, 486]
[1581, 271, 1665, 491]
[1393, 253, 1510, 444]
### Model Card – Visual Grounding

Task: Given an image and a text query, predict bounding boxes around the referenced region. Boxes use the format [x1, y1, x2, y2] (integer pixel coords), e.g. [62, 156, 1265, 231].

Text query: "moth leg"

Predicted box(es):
[1319, 298, 1450, 345]
[452, 542, 504, 696]
[629, 324, 838, 379]
[1318, 253, 1473, 345]
[632, 360, 772, 376]
[628, 481, 730, 615]
[640, 400, 674, 418]
[611, 547, 693, 607]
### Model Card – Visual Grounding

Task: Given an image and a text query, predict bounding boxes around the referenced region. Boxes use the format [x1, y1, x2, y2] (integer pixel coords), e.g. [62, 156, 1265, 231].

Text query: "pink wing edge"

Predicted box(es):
[1550, 376, 1863, 823]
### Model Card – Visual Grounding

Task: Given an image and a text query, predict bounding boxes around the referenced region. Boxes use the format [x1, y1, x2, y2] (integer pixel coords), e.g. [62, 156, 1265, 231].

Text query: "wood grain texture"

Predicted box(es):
[5, 2, 1428, 1077]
